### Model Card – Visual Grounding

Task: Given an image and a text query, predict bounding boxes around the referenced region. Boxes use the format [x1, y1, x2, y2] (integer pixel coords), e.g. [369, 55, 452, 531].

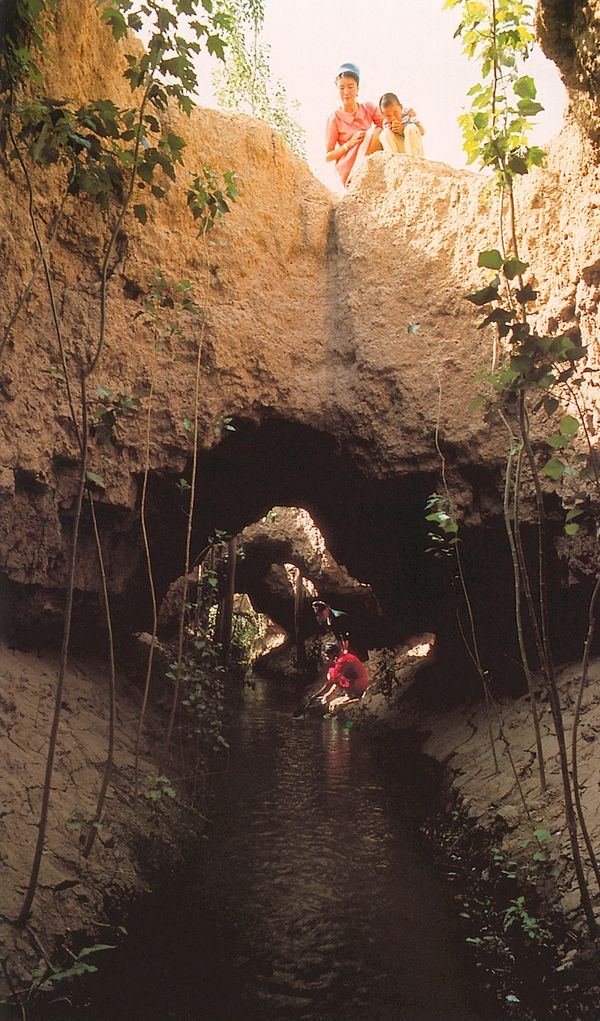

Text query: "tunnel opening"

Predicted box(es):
[119, 415, 597, 701]
[10, 414, 598, 707]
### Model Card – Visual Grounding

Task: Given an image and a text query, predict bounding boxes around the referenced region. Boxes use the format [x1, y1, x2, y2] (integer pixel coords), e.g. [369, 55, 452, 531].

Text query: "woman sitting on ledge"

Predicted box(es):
[325, 62, 384, 189]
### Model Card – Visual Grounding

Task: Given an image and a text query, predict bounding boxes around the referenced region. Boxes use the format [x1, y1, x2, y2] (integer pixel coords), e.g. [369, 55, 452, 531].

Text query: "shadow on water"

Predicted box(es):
[47, 677, 514, 1021]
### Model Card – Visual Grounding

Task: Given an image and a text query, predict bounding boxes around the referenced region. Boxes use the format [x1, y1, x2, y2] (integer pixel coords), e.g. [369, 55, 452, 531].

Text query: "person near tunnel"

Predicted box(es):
[313, 640, 369, 714]
[311, 600, 349, 646]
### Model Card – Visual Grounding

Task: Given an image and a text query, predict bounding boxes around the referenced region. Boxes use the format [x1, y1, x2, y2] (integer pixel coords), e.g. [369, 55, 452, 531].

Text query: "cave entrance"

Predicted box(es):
[131, 414, 443, 659]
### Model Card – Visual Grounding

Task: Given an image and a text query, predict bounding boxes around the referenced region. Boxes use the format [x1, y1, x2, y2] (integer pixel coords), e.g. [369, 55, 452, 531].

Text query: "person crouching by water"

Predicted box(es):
[317, 641, 369, 714]
[379, 92, 425, 157]
[325, 62, 384, 189]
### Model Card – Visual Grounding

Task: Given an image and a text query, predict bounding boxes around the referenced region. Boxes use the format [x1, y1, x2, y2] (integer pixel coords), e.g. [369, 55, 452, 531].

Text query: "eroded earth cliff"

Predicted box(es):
[0, 0, 599, 1003]
[0, 1, 598, 664]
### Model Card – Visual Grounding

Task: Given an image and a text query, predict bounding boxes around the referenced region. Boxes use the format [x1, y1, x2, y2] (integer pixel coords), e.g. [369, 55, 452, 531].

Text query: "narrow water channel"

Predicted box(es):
[68, 678, 511, 1021]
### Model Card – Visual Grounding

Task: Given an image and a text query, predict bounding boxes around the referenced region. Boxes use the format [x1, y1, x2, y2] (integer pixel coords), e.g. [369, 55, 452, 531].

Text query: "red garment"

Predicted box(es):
[327, 652, 369, 696]
[325, 102, 383, 187]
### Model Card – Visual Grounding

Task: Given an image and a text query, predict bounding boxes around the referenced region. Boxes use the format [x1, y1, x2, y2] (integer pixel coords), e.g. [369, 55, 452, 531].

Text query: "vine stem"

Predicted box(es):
[507, 91, 598, 931]
[134, 342, 159, 795]
[86, 81, 153, 378]
[571, 559, 600, 894]
[571, 570, 600, 892]
[499, 411, 546, 791]
[519, 396, 597, 933]
[560, 379, 600, 888]
[7, 131, 119, 891]
[164, 228, 211, 755]
[1, 98, 71, 365]
[433, 362, 499, 771]
[82, 493, 116, 858]
[17, 370, 89, 925]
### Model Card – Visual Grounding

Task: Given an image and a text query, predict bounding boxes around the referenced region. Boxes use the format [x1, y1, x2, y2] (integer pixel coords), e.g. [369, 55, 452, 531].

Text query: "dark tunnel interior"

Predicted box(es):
[8, 413, 597, 703]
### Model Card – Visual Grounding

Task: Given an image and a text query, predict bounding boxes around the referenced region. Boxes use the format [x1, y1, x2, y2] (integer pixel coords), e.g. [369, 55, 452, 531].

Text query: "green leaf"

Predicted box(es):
[517, 98, 544, 117]
[565, 523, 580, 536]
[478, 249, 503, 270]
[541, 457, 566, 481]
[466, 283, 500, 306]
[533, 828, 552, 842]
[565, 508, 583, 522]
[479, 308, 515, 329]
[509, 354, 531, 374]
[542, 396, 560, 416]
[559, 414, 580, 437]
[468, 396, 485, 414]
[515, 283, 537, 304]
[183, 418, 192, 431]
[527, 146, 545, 167]
[101, 7, 128, 41]
[503, 258, 529, 280]
[206, 34, 225, 60]
[508, 154, 528, 175]
[86, 471, 105, 487]
[77, 944, 116, 960]
[547, 434, 569, 449]
[407, 323, 421, 335]
[514, 76, 537, 100]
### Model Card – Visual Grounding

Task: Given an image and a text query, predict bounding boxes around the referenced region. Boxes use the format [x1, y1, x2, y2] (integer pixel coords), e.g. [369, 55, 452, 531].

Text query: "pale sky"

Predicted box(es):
[198, 0, 568, 193]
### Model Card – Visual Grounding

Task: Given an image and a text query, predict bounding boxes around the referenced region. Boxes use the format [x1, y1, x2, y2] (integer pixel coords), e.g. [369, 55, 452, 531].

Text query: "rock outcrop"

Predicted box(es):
[236, 507, 381, 640]
[0, 0, 598, 671]
[537, 0, 600, 148]
[0, 641, 201, 990]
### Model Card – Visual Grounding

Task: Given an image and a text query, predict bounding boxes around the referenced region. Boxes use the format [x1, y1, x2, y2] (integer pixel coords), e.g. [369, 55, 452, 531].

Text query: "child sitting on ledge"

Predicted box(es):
[379, 92, 425, 158]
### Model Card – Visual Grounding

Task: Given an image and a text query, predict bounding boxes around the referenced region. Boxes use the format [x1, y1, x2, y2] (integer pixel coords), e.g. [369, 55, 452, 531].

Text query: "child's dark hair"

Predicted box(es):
[379, 92, 400, 112]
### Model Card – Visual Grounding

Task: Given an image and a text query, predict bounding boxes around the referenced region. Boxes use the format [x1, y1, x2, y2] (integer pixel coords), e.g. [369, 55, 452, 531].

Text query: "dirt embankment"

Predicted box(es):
[352, 642, 600, 965]
[0, 640, 202, 999]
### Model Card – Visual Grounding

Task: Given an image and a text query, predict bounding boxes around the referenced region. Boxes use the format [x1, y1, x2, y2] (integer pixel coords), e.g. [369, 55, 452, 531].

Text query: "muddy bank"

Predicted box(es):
[0, 640, 206, 999]
[2, 634, 599, 1016]
[337, 641, 600, 1012]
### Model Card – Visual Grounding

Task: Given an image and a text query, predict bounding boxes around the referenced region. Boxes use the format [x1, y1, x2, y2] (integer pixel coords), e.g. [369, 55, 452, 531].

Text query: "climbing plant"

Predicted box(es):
[212, 0, 306, 157]
[443, 0, 600, 932]
[133, 270, 197, 792]
[3, 0, 238, 923]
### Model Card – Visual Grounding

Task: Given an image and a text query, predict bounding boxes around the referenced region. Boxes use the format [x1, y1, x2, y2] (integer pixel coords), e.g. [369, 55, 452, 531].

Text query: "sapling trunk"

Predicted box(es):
[0, 103, 71, 364]
[87, 82, 153, 377]
[519, 396, 597, 933]
[571, 570, 600, 891]
[164, 233, 210, 754]
[488, 686, 535, 827]
[500, 418, 546, 791]
[17, 371, 88, 925]
[563, 383, 600, 886]
[82, 495, 116, 858]
[293, 567, 306, 669]
[134, 354, 158, 795]
[432, 363, 499, 770]
[220, 537, 237, 665]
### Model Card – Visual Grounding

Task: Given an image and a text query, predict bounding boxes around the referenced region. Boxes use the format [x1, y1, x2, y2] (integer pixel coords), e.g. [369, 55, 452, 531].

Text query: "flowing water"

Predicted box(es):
[60, 677, 512, 1021]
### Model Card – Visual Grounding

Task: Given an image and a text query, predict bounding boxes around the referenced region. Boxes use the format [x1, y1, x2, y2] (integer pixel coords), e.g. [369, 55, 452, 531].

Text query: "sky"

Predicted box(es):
[198, 0, 568, 192]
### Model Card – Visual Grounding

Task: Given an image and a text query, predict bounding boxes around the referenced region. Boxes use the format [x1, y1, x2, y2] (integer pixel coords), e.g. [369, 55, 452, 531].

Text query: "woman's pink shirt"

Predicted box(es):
[325, 101, 383, 187]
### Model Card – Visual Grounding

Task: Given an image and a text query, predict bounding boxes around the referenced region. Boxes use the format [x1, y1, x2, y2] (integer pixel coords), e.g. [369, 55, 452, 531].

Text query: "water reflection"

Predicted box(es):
[189, 679, 499, 1021]
[64, 677, 506, 1021]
